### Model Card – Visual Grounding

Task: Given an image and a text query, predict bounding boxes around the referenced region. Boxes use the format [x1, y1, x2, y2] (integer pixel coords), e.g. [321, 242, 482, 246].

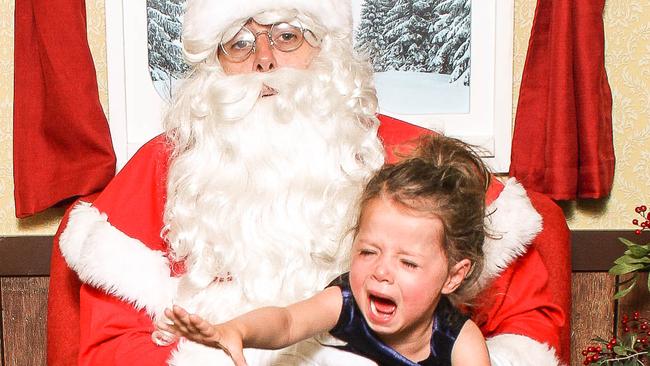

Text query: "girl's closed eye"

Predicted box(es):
[400, 259, 419, 269]
[358, 248, 377, 256]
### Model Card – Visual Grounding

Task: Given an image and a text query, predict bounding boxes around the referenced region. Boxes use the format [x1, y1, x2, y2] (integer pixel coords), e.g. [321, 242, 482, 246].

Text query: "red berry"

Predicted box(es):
[582, 350, 588, 356]
[634, 311, 640, 319]
[606, 344, 613, 350]
[583, 361, 589, 365]
[633, 219, 639, 225]
[610, 337, 617, 344]
[636, 229, 642, 235]
[641, 205, 647, 211]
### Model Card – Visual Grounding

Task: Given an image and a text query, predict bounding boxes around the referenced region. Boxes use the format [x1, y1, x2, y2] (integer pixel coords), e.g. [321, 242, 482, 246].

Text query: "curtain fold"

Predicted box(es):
[509, 0, 614, 200]
[13, 0, 116, 218]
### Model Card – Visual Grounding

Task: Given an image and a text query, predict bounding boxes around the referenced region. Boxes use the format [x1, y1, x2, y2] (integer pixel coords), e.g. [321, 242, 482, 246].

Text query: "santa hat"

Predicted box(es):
[182, 0, 353, 63]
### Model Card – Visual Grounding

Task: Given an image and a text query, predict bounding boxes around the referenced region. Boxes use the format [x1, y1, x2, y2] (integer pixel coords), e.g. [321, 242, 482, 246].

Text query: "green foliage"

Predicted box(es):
[610, 237, 650, 299]
[609, 205, 650, 299]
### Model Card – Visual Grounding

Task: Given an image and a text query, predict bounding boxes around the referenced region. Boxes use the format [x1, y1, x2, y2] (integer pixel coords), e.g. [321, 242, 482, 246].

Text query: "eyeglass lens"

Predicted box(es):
[221, 22, 304, 62]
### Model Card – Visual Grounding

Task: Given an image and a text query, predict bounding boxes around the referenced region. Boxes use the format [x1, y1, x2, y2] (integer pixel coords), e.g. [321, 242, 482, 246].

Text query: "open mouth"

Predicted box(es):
[260, 84, 278, 97]
[369, 294, 397, 322]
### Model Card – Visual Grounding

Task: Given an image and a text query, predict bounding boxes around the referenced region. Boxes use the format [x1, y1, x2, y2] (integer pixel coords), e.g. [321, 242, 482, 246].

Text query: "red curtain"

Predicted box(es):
[509, 0, 614, 201]
[13, 0, 116, 218]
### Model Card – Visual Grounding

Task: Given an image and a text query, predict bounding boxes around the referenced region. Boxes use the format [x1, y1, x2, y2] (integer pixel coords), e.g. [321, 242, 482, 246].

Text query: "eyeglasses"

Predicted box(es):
[219, 21, 318, 62]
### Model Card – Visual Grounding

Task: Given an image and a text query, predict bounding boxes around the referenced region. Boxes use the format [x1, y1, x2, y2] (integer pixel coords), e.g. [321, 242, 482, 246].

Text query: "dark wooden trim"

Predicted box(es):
[0, 236, 52, 276]
[0, 231, 643, 276]
[570, 231, 638, 272]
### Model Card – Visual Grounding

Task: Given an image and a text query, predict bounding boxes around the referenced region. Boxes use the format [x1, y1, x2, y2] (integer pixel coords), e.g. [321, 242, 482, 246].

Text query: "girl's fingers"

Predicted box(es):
[151, 329, 177, 346]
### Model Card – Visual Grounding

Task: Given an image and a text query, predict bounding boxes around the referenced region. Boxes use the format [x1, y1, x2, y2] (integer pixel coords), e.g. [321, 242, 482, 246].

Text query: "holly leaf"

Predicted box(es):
[613, 279, 637, 299]
[627, 245, 650, 258]
[613, 345, 627, 355]
[619, 237, 639, 247]
[613, 255, 650, 265]
[609, 262, 645, 275]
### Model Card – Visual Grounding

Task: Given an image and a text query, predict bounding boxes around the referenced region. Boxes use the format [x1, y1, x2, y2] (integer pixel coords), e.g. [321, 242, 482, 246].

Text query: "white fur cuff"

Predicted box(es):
[487, 334, 562, 366]
[59, 202, 178, 317]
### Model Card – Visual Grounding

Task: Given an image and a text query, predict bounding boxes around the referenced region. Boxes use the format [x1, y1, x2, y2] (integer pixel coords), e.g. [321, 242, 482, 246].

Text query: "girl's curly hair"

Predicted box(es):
[356, 134, 490, 306]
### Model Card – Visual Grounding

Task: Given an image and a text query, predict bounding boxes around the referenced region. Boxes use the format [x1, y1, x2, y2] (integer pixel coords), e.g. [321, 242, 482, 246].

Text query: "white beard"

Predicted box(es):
[163, 65, 384, 323]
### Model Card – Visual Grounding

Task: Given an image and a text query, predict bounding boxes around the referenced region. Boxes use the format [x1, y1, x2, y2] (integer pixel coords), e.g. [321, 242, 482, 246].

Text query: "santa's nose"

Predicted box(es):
[253, 35, 276, 73]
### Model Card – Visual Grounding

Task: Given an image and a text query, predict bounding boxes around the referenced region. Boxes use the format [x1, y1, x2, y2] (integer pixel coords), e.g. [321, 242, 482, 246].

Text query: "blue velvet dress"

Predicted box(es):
[327, 273, 468, 366]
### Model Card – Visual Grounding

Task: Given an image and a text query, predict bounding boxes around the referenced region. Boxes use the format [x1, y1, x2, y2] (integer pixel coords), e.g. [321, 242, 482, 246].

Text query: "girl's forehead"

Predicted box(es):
[355, 198, 446, 252]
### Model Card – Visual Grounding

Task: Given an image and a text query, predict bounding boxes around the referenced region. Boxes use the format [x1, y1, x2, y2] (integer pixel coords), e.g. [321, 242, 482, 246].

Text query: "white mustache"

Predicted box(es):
[207, 68, 313, 122]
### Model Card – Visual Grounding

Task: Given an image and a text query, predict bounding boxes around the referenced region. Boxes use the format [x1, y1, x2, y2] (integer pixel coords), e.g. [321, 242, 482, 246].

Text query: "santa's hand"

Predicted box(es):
[165, 305, 248, 366]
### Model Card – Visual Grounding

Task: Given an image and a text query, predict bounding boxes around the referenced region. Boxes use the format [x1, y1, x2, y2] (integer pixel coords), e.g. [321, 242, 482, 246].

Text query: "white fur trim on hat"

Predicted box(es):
[487, 334, 563, 366]
[182, 0, 352, 63]
[477, 178, 542, 289]
[59, 202, 178, 317]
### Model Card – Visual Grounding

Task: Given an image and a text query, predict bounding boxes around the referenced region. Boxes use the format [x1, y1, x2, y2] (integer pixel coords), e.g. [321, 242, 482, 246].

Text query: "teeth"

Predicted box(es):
[371, 300, 378, 315]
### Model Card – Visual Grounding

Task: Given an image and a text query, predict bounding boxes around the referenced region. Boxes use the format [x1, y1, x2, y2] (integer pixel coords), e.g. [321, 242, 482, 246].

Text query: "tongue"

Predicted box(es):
[372, 296, 396, 314]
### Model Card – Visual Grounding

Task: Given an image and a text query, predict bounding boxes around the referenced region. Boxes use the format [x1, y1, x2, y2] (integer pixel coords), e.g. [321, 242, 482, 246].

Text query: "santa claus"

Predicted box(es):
[51, 0, 569, 365]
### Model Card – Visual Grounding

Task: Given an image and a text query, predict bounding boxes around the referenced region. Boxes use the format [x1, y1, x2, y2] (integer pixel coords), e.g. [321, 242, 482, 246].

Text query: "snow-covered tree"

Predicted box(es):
[357, 0, 443, 72]
[381, 0, 437, 72]
[430, 0, 471, 85]
[355, 0, 394, 71]
[147, 0, 189, 100]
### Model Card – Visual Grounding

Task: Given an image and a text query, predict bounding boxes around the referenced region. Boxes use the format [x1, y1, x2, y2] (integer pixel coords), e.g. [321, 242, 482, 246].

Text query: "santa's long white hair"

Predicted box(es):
[161, 9, 385, 319]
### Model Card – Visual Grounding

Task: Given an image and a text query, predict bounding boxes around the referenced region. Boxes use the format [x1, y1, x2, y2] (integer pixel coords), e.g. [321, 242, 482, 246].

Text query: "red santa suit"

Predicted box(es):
[55, 115, 567, 366]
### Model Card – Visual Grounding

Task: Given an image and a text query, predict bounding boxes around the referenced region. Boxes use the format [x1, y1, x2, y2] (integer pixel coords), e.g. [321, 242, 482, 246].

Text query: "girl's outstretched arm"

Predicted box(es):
[159, 286, 343, 365]
[451, 319, 491, 366]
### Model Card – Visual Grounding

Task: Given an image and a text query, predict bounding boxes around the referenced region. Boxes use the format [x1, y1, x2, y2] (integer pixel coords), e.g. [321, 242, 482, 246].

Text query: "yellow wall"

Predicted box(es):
[0, 0, 647, 235]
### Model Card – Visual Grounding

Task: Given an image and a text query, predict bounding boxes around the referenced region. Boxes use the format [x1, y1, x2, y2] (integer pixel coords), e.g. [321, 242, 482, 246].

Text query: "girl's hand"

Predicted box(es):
[164, 305, 248, 366]
[151, 314, 178, 346]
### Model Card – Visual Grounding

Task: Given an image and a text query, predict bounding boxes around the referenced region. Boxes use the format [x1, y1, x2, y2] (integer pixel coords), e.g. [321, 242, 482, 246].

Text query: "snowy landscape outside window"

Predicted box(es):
[147, 0, 189, 102]
[354, 0, 471, 115]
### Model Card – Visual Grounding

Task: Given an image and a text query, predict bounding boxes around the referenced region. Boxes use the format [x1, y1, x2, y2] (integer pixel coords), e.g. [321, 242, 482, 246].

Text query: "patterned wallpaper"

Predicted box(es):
[0, 0, 648, 234]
